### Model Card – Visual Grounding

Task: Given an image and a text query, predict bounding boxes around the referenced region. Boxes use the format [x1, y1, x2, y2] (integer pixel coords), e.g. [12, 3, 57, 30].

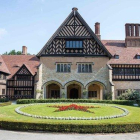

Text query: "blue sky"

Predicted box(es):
[0, 0, 140, 54]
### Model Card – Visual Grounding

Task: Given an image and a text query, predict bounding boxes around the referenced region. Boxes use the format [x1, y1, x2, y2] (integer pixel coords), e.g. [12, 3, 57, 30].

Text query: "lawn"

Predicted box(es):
[20, 104, 123, 118]
[0, 103, 140, 124]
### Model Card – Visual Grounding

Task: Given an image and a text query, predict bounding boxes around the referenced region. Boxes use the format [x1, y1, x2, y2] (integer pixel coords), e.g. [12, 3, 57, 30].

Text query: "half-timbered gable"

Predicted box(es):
[37, 8, 111, 57]
[7, 64, 35, 99]
[0, 54, 40, 99]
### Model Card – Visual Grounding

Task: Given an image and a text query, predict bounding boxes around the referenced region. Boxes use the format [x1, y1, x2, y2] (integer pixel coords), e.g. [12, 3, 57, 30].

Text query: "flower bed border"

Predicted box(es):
[15, 103, 129, 120]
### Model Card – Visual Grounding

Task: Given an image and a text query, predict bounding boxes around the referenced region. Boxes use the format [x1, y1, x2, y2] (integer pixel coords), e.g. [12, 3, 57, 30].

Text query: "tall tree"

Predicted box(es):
[3, 50, 31, 55]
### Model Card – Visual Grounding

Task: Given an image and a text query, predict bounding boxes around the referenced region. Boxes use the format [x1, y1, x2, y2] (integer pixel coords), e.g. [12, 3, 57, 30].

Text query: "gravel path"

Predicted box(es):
[0, 130, 140, 140]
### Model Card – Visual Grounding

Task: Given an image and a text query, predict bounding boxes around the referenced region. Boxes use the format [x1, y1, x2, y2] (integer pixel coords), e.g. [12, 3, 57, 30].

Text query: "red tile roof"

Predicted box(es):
[1, 55, 40, 79]
[1, 40, 140, 78]
[102, 40, 140, 64]
[0, 55, 10, 74]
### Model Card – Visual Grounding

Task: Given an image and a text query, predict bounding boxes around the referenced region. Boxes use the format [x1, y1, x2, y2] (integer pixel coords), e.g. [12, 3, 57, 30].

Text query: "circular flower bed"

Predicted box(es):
[15, 103, 129, 120]
[48, 104, 100, 113]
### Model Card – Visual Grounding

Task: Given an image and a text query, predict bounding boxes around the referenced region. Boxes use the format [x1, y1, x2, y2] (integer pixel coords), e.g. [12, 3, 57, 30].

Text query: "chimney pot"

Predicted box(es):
[72, 7, 78, 11]
[22, 46, 27, 55]
[95, 22, 101, 39]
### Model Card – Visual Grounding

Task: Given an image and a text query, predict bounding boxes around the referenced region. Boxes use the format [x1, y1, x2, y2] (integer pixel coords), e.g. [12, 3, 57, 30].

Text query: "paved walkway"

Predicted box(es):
[0, 130, 140, 140]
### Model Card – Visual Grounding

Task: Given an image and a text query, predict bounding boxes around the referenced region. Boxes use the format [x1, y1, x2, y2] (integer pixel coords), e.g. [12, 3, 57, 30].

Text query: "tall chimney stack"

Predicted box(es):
[125, 23, 140, 47]
[22, 46, 27, 55]
[95, 22, 101, 39]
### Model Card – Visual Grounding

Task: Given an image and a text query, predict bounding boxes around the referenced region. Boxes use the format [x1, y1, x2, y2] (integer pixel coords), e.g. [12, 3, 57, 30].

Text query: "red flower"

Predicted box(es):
[47, 104, 100, 113]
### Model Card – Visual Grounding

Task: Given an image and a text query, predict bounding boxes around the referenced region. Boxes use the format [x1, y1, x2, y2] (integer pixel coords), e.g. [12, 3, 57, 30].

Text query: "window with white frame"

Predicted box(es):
[66, 40, 83, 48]
[56, 63, 71, 72]
[77, 63, 92, 73]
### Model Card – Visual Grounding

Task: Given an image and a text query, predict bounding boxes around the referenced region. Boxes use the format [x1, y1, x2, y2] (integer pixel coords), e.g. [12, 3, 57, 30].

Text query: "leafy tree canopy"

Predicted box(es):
[3, 50, 31, 55]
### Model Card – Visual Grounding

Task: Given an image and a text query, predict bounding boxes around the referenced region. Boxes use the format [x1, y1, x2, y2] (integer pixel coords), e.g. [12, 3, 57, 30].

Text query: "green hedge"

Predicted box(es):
[0, 98, 9, 102]
[136, 100, 140, 106]
[17, 99, 136, 106]
[0, 121, 140, 133]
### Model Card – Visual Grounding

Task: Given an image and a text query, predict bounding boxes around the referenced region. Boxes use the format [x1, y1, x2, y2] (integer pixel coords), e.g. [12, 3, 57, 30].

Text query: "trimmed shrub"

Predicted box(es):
[17, 99, 136, 106]
[118, 89, 140, 100]
[0, 98, 9, 103]
[103, 92, 112, 100]
[136, 100, 140, 106]
[0, 121, 140, 133]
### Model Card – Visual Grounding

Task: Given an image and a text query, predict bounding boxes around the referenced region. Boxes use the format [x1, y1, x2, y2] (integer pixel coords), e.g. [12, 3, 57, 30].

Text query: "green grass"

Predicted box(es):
[20, 104, 123, 117]
[0, 103, 140, 125]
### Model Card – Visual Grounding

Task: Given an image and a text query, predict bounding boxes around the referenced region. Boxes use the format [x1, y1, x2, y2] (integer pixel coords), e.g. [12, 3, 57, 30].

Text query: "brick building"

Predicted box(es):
[0, 8, 140, 100]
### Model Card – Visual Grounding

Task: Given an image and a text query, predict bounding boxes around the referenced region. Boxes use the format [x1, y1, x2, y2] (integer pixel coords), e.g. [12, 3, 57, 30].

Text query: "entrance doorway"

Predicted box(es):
[46, 83, 60, 98]
[70, 88, 78, 99]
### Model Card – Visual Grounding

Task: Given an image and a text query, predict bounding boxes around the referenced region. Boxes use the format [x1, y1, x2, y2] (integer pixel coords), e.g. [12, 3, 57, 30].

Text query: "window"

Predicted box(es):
[0, 74, 6, 80]
[113, 67, 140, 76]
[66, 40, 83, 48]
[56, 63, 71, 72]
[114, 55, 119, 59]
[2, 89, 5, 95]
[88, 91, 97, 98]
[17, 76, 31, 81]
[113, 68, 124, 75]
[0, 74, 2, 79]
[117, 89, 126, 96]
[0, 62, 2, 66]
[136, 55, 140, 59]
[78, 63, 92, 73]
[51, 90, 60, 98]
[125, 68, 135, 76]
[3, 75, 6, 80]
[136, 68, 140, 75]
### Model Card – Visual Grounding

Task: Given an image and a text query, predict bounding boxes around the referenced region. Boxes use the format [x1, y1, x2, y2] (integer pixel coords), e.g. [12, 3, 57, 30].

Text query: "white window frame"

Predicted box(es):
[56, 63, 71, 73]
[77, 63, 93, 73]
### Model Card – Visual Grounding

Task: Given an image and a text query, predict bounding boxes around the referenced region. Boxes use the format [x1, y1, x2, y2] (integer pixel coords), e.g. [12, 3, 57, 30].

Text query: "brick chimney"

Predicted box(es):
[95, 22, 101, 39]
[125, 23, 140, 47]
[72, 7, 78, 11]
[22, 46, 27, 55]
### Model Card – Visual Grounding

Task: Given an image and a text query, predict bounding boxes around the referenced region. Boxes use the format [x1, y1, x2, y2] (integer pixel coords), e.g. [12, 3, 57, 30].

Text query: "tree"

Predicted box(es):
[3, 50, 31, 55]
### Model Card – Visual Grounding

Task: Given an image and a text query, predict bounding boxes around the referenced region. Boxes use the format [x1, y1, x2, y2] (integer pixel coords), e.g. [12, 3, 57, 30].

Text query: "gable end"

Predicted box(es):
[37, 8, 112, 58]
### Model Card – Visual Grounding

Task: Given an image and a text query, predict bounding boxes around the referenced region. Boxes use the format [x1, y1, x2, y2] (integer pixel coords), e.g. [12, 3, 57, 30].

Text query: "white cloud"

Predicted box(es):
[0, 28, 7, 39]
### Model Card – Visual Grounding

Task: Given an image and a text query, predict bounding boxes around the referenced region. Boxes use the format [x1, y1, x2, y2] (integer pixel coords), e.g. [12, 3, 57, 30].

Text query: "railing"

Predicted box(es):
[0, 95, 34, 100]
[112, 75, 140, 81]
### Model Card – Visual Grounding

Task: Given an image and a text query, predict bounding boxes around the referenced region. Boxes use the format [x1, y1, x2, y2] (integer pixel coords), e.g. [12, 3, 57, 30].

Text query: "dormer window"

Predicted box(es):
[114, 54, 119, 59]
[13, 64, 20, 68]
[136, 54, 140, 59]
[66, 40, 83, 48]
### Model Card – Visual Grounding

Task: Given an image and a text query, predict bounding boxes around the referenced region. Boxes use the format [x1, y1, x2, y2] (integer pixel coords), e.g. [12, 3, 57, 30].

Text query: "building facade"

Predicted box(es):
[1, 8, 140, 100]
